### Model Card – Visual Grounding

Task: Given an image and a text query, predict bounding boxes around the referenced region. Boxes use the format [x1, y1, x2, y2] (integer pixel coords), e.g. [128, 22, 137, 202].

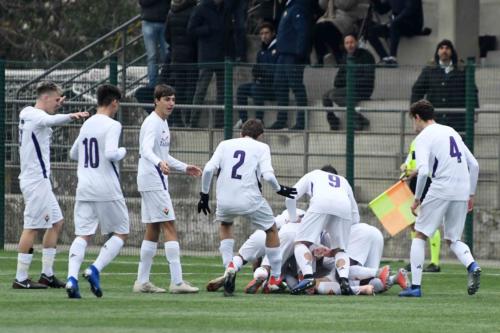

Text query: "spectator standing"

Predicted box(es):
[188, 0, 226, 128]
[226, 0, 249, 61]
[411, 39, 479, 132]
[322, 34, 374, 130]
[234, 22, 278, 128]
[269, 0, 311, 130]
[165, 0, 198, 127]
[139, 0, 172, 87]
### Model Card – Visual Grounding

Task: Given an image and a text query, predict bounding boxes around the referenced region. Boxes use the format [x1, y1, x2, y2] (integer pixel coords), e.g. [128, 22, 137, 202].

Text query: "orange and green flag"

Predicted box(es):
[368, 181, 415, 236]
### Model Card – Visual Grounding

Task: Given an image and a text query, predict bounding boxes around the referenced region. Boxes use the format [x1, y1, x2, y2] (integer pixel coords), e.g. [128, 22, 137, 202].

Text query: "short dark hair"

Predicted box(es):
[154, 84, 176, 101]
[241, 119, 264, 139]
[321, 165, 338, 174]
[258, 21, 275, 33]
[97, 84, 121, 107]
[36, 81, 62, 97]
[343, 33, 358, 41]
[410, 99, 435, 121]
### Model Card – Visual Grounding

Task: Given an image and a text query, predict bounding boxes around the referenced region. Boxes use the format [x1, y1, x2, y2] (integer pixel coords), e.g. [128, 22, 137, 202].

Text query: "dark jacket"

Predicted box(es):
[334, 47, 375, 99]
[252, 39, 279, 88]
[388, 0, 423, 31]
[166, 0, 197, 63]
[188, 0, 226, 62]
[411, 40, 479, 108]
[139, 0, 171, 22]
[276, 0, 311, 60]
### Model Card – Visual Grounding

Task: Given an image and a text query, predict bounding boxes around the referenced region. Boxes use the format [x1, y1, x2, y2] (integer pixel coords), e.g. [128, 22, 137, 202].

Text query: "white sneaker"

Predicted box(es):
[133, 281, 166, 293]
[169, 281, 199, 294]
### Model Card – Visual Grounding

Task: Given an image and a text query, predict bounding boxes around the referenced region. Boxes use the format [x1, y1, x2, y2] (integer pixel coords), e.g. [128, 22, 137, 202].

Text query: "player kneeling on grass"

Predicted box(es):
[134, 84, 202, 294]
[13, 81, 89, 289]
[66, 84, 129, 299]
[287, 165, 358, 295]
[198, 119, 297, 296]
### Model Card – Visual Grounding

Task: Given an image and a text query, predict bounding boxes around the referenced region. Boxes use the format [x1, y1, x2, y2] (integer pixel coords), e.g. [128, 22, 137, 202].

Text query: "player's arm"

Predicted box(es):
[104, 122, 126, 162]
[37, 110, 89, 127]
[412, 138, 431, 214]
[259, 145, 297, 197]
[198, 145, 223, 215]
[141, 123, 163, 168]
[69, 135, 79, 161]
[346, 181, 360, 224]
[166, 154, 188, 173]
[285, 175, 309, 222]
[463, 144, 479, 211]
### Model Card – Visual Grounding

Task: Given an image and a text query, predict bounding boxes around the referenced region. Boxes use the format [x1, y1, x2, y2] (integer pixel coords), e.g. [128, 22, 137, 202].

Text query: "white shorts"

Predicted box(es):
[295, 212, 352, 250]
[140, 190, 176, 223]
[238, 230, 266, 263]
[348, 223, 384, 269]
[74, 199, 130, 236]
[21, 180, 63, 229]
[415, 195, 467, 242]
[216, 201, 275, 231]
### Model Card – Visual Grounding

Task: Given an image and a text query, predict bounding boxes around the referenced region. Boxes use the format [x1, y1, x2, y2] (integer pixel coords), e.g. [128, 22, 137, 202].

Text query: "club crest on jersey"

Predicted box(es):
[44, 214, 50, 222]
[163, 208, 170, 216]
[160, 134, 169, 146]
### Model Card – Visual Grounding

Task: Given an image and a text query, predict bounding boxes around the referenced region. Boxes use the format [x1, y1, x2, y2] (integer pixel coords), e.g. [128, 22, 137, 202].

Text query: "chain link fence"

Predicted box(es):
[2, 60, 500, 259]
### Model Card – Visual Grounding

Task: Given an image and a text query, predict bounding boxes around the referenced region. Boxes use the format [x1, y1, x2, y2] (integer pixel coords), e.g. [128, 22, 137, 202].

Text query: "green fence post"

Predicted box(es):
[224, 59, 233, 140]
[345, 58, 355, 187]
[0, 59, 5, 249]
[109, 56, 118, 86]
[464, 57, 476, 251]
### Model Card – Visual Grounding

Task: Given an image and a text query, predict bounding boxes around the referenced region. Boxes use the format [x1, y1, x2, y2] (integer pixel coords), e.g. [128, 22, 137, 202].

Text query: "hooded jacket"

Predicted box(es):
[411, 39, 478, 108]
[139, 0, 171, 23]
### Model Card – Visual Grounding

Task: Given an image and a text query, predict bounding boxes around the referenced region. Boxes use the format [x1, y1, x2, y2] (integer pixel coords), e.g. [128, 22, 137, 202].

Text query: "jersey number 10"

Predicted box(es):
[83, 137, 99, 168]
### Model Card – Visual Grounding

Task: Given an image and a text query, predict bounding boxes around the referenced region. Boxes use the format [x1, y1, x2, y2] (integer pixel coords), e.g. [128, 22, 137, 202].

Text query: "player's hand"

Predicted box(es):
[468, 195, 475, 212]
[411, 198, 421, 216]
[186, 165, 202, 177]
[158, 161, 170, 175]
[276, 185, 297, 199]
[55, 95, 66, 109]
[70, 111, 90, 120]
[197, 192, 211, 215]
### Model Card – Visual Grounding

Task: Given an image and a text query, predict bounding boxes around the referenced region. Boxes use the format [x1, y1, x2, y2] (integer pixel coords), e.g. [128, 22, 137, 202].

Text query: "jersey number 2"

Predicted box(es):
[231, 150, 245, 179]
[83, 137, 99, 168]
[449, 136, 462, 163]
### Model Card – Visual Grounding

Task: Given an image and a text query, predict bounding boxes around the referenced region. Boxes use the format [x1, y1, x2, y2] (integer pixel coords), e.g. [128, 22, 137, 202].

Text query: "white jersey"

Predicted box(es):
[414, 123, 479, 201]
[70, 114, 126, 201]
[18, 106, 72, 188]
[204, 137, 275, 214]
[291, 170, 359, 221]
[274, 208, 306, 229]
[137, 112, 187, 192]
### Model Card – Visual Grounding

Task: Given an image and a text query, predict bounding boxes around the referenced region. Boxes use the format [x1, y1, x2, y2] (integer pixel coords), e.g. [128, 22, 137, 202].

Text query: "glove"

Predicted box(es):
[276, 185, 297, 199]
[197, 192, 211, 215]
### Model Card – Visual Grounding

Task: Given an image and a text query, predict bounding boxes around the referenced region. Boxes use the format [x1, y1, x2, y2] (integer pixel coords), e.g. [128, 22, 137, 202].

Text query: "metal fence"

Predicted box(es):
[2, 60, 500, 259]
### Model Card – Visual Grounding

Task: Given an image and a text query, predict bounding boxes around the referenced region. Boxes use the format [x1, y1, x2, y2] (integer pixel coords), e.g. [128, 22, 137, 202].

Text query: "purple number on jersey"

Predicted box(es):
[328, 174, 340, 188]
[449, 136, 462, 163]
[231, 150, 245, 179]
[83, 137, 99, 168]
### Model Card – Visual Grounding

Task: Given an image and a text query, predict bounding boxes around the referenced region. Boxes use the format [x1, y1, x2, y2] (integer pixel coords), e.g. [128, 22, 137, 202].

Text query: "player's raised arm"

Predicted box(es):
[36, 111, 89, 127]
[104, 122, 126, 162]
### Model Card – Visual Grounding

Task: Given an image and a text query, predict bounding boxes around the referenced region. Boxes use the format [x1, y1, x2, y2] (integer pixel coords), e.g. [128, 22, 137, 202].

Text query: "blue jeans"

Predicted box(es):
[142, 20, 169, 87]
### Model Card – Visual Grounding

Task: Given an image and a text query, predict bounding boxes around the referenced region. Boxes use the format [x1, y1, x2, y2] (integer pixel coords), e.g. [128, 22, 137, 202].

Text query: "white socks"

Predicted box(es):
[230, 255, 244, 272]
[68, 237, 88, 280]
[42, 248, 56, 277]
[410, 238, 426, 286]
[266, 247, 282, 278]
[137, 240, 157, 284]
[294, 243, 313, 277]
[349, 265, 377, 280]
[16, 253, 33, 282]
[219, 239, 234, 268]
[450, 241, 475, 268]
[165, 241, 183, 285]
[93, 236, 124, 272]
[334, 251, 350, 279]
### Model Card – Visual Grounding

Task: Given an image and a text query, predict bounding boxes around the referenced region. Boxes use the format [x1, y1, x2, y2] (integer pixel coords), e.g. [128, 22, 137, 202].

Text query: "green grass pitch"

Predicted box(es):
[0, 250, 499, 333]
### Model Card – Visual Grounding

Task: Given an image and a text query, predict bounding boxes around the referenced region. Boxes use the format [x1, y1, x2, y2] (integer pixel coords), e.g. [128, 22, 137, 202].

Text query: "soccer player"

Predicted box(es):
[287, 165, 359, 295]
[65, 84, 129, 298]
[399, 99, 481, 297]
[13, 81, 89, 289]
[198, 119, 297, 296]
[134, 84, 201, 294]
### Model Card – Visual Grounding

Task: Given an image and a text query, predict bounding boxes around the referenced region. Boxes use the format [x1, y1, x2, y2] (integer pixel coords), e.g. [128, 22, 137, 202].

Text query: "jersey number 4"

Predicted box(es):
[449, 136, 462, 163]
[83, 137, 99, 168]
[231, 150, 246, 179]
